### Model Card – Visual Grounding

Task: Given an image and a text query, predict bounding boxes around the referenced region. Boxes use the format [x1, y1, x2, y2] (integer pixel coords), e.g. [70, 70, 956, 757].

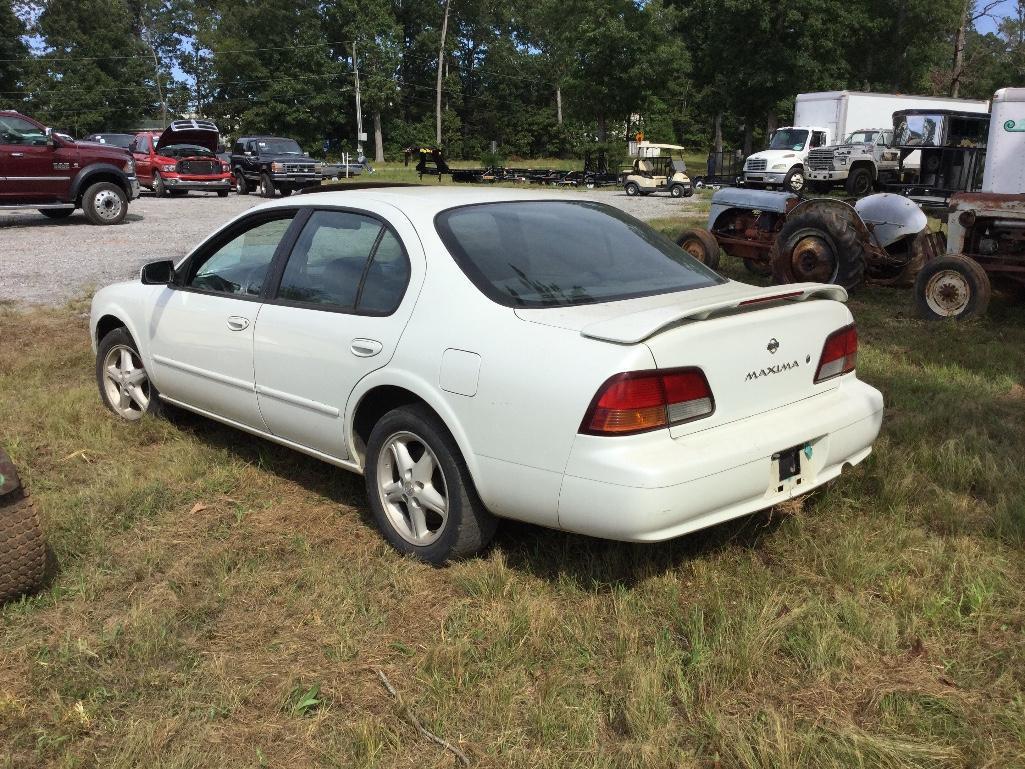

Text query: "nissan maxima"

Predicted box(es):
[90, 187, 883, 562]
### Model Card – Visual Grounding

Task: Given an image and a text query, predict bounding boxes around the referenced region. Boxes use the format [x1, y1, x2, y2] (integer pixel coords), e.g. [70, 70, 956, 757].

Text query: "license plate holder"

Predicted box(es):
[776, 445, 801, 482]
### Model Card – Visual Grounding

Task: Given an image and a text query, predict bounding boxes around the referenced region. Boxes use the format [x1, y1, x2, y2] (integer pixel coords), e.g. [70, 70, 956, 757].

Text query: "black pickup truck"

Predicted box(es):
[230, 136, 322, 197]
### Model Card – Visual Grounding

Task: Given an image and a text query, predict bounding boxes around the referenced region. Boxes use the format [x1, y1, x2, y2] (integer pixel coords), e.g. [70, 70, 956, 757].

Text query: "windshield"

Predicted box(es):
[768, 129, 809, 151]
[89, 134, 134, 149]
[257, 138, 302, 154]
[435, 201, 723, 308]
[160, 144, 215, 158]
[844, 131, 877, 144]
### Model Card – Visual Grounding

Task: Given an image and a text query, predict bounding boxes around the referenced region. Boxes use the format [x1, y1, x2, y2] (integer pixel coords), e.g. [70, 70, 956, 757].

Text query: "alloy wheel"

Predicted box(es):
[102, 345, 150, 420]
[93, 189, 124, 222]
[376, 431, 449, 546]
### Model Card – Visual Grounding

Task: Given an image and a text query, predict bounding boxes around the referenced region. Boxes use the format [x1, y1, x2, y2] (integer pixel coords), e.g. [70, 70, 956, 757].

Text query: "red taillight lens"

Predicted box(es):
[814, 324, 858, 383]
[581, 368, 714, 436]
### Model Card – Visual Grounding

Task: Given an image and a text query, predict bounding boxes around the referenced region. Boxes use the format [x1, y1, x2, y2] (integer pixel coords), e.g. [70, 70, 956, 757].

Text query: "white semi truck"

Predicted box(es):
[743, 91, 989, 194]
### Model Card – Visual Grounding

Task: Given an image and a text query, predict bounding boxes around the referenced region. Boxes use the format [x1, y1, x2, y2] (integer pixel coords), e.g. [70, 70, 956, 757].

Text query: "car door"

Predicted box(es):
[148, 210, 300, 430]
[132, 134, 154, 186]
[253, 207, 418, 459]
[0, 114, 69, 201]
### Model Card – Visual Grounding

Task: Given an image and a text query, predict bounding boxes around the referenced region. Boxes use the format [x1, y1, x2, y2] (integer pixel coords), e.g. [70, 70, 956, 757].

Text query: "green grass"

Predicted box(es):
[2, 277, 1025, 767]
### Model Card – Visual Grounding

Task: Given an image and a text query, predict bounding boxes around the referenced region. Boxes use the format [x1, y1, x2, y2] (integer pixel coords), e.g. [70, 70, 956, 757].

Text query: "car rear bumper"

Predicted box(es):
[556, 377, 883, 541]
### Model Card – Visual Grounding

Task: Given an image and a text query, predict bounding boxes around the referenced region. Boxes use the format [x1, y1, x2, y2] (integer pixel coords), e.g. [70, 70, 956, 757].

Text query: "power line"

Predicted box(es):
[0, 40, 355, 65]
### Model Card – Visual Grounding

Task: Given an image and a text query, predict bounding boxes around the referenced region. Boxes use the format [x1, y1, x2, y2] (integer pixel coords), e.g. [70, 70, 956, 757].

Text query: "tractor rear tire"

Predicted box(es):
[675, 228, 721, 270]
[0, 450, 47, 604]
[914, 255, 991, 320]
[770, 211, 865, 291]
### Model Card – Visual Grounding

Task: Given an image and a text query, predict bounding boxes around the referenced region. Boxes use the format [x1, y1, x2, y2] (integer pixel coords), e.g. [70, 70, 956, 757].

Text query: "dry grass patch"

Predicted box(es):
[2, 287, 1025, 768]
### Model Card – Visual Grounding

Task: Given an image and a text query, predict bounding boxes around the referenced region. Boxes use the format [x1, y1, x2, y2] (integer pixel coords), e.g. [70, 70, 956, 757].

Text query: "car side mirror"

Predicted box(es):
[141, 260, 175, 285]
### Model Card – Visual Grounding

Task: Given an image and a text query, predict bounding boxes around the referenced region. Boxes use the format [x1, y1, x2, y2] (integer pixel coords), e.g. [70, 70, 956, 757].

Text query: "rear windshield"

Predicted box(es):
[435, 201, 723, 308]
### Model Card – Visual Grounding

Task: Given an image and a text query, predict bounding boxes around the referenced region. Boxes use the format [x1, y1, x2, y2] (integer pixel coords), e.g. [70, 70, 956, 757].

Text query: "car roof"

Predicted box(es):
[256, 186, 592, 217]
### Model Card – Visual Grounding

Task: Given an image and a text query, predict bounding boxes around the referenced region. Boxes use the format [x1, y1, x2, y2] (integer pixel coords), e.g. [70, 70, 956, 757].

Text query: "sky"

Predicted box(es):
[978, 0, 1016, 34]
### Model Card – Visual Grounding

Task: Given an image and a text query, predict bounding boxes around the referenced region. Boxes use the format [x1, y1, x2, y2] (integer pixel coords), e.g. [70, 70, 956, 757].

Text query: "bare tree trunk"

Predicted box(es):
[556, 84, 563, 125]
[951, 0, 971, 97]
[374, 111, 384, 163]
[713, 111, 723, 154]
[597, 115, 606, 142]
[743, 122, 753, 157]
[766, 112, 778, 140]
[435, 0, 451, 146]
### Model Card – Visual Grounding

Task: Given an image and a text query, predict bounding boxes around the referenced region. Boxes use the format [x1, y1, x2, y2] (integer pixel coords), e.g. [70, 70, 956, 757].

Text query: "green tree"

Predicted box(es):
[0, 0, 28, 101]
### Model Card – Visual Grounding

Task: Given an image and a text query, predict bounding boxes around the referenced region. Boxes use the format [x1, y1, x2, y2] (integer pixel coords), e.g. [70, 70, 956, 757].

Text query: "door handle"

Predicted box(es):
[350, 338, 383, 357]
[226, 316, 250, 331]
[9, 152, 23, 157]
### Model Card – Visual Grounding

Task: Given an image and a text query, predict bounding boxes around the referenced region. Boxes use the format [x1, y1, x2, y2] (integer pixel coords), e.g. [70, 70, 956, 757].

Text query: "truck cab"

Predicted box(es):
[230, 136, 323, 197]
[743, 126, 830, 193]
[806, 128, 898, 195]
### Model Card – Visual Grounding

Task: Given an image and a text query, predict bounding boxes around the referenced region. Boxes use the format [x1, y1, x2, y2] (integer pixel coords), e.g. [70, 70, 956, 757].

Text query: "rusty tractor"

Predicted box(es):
[0, 447, 47, 603]
[676, 187, 944, 292]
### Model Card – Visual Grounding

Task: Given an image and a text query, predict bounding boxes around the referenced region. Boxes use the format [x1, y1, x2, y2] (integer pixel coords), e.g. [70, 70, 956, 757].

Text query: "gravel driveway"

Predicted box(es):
[0, 187, 702, 306]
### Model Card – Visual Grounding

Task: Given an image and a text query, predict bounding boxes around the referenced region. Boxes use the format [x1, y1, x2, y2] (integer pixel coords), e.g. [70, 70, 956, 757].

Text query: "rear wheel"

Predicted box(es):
[675, 228, 721, 270]
[0, 449, 47, 604]
[914, 255, 991, 320]
[845, 167, 873, 196]
[82, 182, 127, 225]
[770, 211, 865, 290]
[365, 405, 497, 563]
[624, 182, 640, 196]
[39, 208, 73, 219]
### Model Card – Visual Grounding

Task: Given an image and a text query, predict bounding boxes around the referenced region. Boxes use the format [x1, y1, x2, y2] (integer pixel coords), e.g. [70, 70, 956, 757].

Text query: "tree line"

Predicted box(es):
[2, 0, 1024, 162]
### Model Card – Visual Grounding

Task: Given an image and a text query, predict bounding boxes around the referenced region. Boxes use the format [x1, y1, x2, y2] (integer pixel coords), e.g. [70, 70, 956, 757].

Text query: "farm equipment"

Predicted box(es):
[622, 141, 693, 197]
[692, 149, 747, 190]
[676, 187, 942, 291]
[911, 88, 1025, 320]
[404, 145, 451, 180]
[0, 447, 47, 603]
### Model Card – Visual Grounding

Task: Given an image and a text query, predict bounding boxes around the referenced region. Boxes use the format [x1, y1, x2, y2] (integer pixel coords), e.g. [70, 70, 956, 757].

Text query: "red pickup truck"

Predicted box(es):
[0, 110, 139, 225]
[132, 120, 232, 197]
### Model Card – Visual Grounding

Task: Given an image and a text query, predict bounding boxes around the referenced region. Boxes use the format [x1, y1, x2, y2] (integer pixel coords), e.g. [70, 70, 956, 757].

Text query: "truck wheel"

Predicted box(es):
[39, 209, 73, 219]
[235, 171, 250, 195]
[914, 255, 991, 320]
[152, 173, 167, 198]
[82, 182, 128, 225]
[783, 167, 806, 193]
[260, 173, 276, 198]
[279, 187, 293, 197]
[675, 228, 721, 270]
[0, 449, 47, 604]
[770, 211, 865, 291]
[845, 167, 873, 196]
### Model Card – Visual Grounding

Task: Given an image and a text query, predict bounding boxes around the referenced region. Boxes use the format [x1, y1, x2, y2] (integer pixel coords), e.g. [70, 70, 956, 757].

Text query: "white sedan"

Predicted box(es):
[90, 187, 883, 562]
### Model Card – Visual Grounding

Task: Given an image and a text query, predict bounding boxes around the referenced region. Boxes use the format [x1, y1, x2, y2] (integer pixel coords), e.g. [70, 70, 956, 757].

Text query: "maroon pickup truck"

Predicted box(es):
[0, 110, 139, 225]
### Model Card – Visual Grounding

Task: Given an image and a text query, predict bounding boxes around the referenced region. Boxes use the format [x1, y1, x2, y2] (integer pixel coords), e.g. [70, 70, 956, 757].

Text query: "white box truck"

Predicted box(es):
[743, 91, 989, 194]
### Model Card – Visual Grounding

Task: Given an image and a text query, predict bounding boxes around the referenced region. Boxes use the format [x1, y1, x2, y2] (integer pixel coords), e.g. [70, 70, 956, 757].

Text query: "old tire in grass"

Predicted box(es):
[914, 254, 992, 321]
[770, 211, 865, 291]
[365, 404, 497, 564]
[675, 228, 721, 270]
[82, 181, 128, 225]
[0, 449, 47, 604]
[96, 327, 163, 420]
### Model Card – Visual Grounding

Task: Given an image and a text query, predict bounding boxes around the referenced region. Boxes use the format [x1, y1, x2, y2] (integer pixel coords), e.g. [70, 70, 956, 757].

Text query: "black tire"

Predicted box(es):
[260, 173, 276, 198]
[675, 228, 721, 270]
[783, 166, 806, 194]
[744, 258, 774, 276]
[39, 208, 73, 219]
[365, 404, 497, 563]
[82, 181, 128, 225]
[770, 211, 865, 291]
[913, 254, 992, 321]
[0, 450, 47, 604]
[670, 184, 686, 198]
[845, 167, 873, 197]
[279, 187, 293, 197]
[152, 173, 167, 198]
[217, 189, 229, 198]
[95, 327, 163, 420]
[624, 182, 640, 196]
[684, 187, 694, 197]
[235, 171, 250, 195]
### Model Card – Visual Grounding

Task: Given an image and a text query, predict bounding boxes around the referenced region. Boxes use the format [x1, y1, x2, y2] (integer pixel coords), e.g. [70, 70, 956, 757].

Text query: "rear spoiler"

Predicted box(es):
[581, 283, 848, 344]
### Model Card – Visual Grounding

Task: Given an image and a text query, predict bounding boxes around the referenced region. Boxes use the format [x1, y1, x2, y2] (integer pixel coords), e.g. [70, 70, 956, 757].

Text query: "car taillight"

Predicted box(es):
[580, 368, 714, 436]
[814, 324, 858, 383]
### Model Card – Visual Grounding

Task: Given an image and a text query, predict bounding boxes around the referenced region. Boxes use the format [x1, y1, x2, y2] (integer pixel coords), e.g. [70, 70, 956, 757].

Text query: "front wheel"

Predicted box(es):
[365, 405, 497, 563]
[675, 228, 721, 270]
[845, 167, 873, 197]
[783, 167, 805, 194]
[217, 189, 229, 198]
[235, 171, 250, 195]
[670, 184, 686, 198]
[152, 173, 167, 198]
[914, 255, 991, 320]
[82, 182, 128, 225]
[624, 182, 640, 196]
[95, 328, 161, 420]
[259, 173, 276, 198]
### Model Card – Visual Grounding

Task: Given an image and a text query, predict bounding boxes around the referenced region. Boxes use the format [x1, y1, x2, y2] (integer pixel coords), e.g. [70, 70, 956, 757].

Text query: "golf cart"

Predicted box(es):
[622, 140, 694, 198]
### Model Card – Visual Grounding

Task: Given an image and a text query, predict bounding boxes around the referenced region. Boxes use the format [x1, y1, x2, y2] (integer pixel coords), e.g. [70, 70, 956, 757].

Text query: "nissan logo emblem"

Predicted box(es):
[767, 338, 779, 354]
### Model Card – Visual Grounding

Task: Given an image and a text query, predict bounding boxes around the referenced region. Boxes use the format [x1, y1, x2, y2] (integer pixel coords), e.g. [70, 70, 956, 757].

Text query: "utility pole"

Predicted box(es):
[353, 41, 365, 157]
[435, 0, 451, 146]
